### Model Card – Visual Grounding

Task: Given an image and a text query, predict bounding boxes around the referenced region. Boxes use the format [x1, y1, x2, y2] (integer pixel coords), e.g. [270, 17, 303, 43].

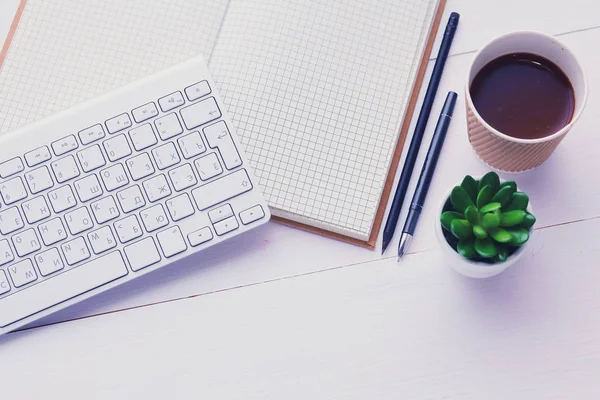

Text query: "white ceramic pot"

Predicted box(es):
[434, 179, 533, 279]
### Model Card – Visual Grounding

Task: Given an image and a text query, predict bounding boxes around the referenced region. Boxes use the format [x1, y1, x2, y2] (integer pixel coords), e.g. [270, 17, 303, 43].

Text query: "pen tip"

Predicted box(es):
[381, 242, 388, 255]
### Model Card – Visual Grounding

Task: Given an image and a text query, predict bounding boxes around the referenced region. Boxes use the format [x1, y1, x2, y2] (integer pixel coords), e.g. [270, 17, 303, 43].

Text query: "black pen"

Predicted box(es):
[398, 91, 457, 260]
[381, 12, 460, 254]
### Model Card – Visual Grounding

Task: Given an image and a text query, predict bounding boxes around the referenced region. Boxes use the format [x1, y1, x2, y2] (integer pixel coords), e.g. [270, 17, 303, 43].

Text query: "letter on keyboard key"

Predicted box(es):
[22, 196, 51, 224]
[204, 121, 242, 170]
[0, 157, 24, 179]
[35, 248, 64, 276]
[65, 207, 94, 235]
[8, 259, 37, 288]
[129, 124, 157, 151]
[75, 174, 103, 202]
[114, 215, 142, 243]
[0, 251, 128, 328]
[194, 153, 223, 181]
[117, 185, 146, 212]
[61, 237, 91, 265]
[0, 239, 15, 266]
[52, 155, 80, 183]
[124, 237, 161, 271]
[0, 177, 27, 205]
[166, 194, 195, 222]
[38, 218, 67, 246]
[48, 185, 77, 213]
[177, 131, 206, 159]
[101, 164, 129, 191]
[152, 142, 180, 170]
[143, 175, 171, 202]
[25, 146, 52, 167]
[0, 207, 24, 235]
[126, 153, 155, 181]
[192, 169, 253, 210]
[168, 164, 197, 192]
[88, 226, 117, 254]
[0, 270, 10, 295]
[91, 196, 120, 223]
[140, 204, 168, 232]
[157, 226, 187, 257]
[180, 97, 221, 130]
[12, 228, 41, 257]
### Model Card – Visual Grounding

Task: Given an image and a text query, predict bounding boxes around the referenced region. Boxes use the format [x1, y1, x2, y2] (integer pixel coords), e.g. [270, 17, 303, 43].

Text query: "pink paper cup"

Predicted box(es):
[465, 31, 588, 172]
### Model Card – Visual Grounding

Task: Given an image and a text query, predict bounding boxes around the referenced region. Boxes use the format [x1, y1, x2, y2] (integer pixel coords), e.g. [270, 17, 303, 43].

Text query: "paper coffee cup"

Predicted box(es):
[465, 31, 588, 172]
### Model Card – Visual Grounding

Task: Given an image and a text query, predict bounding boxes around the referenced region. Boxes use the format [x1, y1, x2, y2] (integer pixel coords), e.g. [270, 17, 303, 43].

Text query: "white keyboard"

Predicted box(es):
[0, 56, 270, 335]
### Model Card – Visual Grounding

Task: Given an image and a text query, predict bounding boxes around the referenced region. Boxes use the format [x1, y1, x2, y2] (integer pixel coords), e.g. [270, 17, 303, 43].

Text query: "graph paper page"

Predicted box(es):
[0, 0, 230, 135]
[210, 0, 439, 240]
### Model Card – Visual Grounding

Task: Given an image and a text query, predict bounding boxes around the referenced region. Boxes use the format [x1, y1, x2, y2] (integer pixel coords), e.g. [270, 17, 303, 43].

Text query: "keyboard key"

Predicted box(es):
[158, 91, 185, 112]
[208, 204, 233, 223]
[194, 153, 223, 181]
[0, 270, 10, 295]
[140, 204, 168, 232]
[166, 194, 194, 222]
[241, 206, 267, 227]
[126, 153, 155, 181]
[124, 237, 161, 271]
[7, 259, 37, 288]
[155, 113, 184, 140]
[0, 207, 24, 235]
[48, 185, 77, 213]
[79, 124, 105, 145]
[157, 226, 187, 257]
[0, 177, 27, 204]
[0, 157, 24, 178]
[0, 239, 14, 266]
[192, 169, 253, 210]
[168, 164, 197, 192]
[22, 196, 51, 223]
[106, 113, 132, 134]
[91, 196, 120, 224]
[117, 185, 146, 213]
[204, 121, 242, 170]
[52, 135, 78, 156]
[180, 97, 221, 129]
[100, 164, 129, 191]
[35, 248, 64, 276]
[114, 215, 143, 243]
[38, 218, 68, 246]
[25, 146, 52, 167]
[65, 207, 94, 235]
[12, 228, 41, 257]
[187, 226, 213, 247]
[77, 144, 106, 172]
[61, 237, 91, 265]
[178, 131, 206, 159]
[184, 80, 211, 101]
[88, 226, 117, 254]
[51, 155, 80, 183]
[74, 174, 103, 202]
[104, 134, 132, 162]
[25, 166, 54, 194]
[129, 124, 157, 151]
[143, 174, 171, 202]
[0, 251, 127, 328]
[152, 142, 180, 170]
[132, 102, 159, 123]
[213, 216, 239, 236]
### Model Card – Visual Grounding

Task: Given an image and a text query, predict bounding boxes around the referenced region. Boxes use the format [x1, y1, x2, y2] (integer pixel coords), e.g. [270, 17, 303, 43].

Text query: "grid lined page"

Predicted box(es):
[0, 0, 230, 134]
[210, 0, 439, 240]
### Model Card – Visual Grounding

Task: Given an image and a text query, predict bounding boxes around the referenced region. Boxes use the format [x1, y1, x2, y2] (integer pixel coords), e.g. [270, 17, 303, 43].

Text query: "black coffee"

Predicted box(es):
[470, 52, 575, 140]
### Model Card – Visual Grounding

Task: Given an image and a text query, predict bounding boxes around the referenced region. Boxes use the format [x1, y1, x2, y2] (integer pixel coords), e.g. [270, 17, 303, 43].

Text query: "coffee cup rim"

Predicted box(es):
[465, 30, 588, 144]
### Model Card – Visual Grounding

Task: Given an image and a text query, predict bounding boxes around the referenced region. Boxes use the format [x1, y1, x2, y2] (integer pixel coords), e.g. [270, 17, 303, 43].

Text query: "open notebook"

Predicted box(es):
[0, 0, 446, 247]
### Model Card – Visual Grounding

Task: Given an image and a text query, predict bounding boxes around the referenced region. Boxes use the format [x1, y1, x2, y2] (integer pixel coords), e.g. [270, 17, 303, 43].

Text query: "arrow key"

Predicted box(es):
[239, 205, 265, 225]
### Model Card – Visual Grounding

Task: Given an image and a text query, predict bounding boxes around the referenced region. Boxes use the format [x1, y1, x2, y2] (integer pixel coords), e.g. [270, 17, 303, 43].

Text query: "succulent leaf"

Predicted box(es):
[499, 181, 517, 192]
[505, 192, 529, 211]
[451, 186, 474, 214]
[491, 185, 516, 208]
[473, 225, 488, 239]
[494, 245, 508, 262]
[500, 210, 526, 227]
[451, 219, 473, 240]
[475, 238, 498, 258]
[506, 227, 530, 246]
[478, 171, 500, 194]
[520, 212, 536, 229]
[461, 175, 478, 204]
[479, 202, 501, 213]
[476, 185, 494, 209]
[440, 211, 463, 231]
[457, 238, 477, 259]
[490, 228, 513, 243]
[482, 213, 500, 229]
[464, 205, 479, 225]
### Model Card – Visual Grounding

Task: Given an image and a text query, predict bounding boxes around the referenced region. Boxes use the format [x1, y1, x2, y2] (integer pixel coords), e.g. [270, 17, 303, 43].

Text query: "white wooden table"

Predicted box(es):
[2, 0, 600, 398]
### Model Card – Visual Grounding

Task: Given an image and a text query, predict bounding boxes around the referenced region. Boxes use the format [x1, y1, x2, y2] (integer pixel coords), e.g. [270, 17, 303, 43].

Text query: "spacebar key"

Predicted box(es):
[192, 169, 253, 210]
[0, 252, 128, 328]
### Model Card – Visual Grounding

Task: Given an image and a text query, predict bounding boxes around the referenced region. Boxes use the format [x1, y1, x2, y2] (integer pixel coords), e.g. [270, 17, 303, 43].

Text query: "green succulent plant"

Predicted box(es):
[440, 171, 536, 263]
